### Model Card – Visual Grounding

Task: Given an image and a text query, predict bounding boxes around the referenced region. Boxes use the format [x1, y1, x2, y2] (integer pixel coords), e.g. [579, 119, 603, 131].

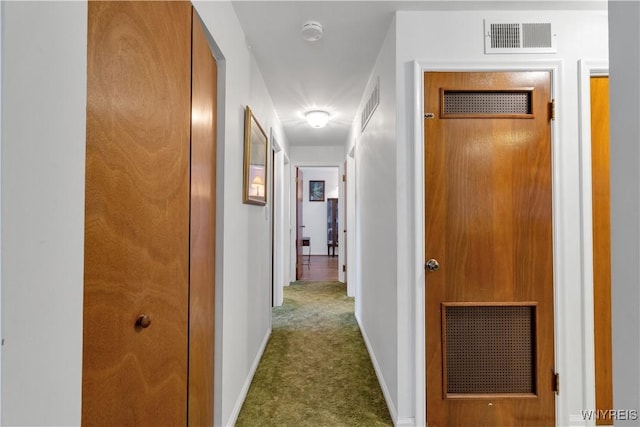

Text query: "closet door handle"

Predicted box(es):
[135, 314, 152, 329]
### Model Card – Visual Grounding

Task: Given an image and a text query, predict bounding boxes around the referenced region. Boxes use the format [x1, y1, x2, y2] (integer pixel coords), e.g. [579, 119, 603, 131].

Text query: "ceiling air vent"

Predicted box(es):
[484, 20, 556, 54]
[361, 77, 380, 132]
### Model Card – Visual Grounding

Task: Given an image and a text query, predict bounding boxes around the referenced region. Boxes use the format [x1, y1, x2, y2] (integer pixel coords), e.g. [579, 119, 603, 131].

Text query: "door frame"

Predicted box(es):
[289, 162, 344, 283]
[577, 59, 610, 422]
[412, 60, 569, 426]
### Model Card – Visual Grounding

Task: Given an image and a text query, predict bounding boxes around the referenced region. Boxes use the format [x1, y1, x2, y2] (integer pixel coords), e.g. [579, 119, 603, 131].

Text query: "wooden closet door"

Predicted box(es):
[83, 2, 192, 425]
[188, 10, 217, 427]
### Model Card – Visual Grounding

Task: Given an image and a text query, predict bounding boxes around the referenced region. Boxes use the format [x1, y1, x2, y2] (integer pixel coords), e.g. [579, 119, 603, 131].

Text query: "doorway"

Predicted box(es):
[424, 71, 555, 426]
[294, 166, 341, 282]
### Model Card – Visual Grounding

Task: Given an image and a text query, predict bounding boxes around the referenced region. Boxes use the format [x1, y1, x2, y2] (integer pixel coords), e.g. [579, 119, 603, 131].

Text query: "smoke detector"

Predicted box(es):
[301, 21, 323, 42]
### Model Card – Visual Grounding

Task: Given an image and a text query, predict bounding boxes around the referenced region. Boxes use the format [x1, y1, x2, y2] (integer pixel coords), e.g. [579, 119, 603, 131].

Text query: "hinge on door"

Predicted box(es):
[553, 372, 560, 395]
[549, 99, 556, 121]
[342, 174, 346, 182]
[342, 265, 346, 272]
[424, 112, 435, 119]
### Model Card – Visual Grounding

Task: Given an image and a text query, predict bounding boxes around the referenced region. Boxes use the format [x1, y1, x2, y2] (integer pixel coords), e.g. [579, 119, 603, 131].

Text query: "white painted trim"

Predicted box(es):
[270, 128, 282, 153]
[356, 314, 401, 426]
[344, 153, 355, 298]
[412, 60, 566, 427]
[412, 61, 426, 427]
[577, 59, 609, 427]
[225, 328, 271, 427]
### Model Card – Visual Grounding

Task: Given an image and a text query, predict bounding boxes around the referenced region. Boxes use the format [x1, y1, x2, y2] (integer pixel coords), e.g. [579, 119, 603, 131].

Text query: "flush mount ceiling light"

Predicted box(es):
[301, 21, 323, 42]
[305, 110, 330, 128]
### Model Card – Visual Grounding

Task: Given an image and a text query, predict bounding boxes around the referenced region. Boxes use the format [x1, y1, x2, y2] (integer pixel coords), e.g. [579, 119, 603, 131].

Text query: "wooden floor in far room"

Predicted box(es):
[299, 255, 339, 282]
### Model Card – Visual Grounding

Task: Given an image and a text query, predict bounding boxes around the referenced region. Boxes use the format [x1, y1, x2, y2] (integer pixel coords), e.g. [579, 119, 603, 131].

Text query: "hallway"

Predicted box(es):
[3, 2, 637, 426]
[236, 281, 391, 426]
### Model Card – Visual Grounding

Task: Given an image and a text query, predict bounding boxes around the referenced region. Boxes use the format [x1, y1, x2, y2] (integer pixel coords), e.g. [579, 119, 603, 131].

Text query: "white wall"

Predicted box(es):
[609, 2, 640, 425]
[193, 2, 288, 425]
[299, 167, 339, 256]
[394, 8, 608, 426]
[290, 145, 345, 165]
[348, 16, 400, 423]
[1, 2, 87, 425]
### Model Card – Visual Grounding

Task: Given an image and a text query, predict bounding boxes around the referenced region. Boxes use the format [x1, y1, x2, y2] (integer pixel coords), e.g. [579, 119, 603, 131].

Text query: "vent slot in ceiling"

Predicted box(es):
[485, 20, 556, 54]
[361, 77, 380, 132]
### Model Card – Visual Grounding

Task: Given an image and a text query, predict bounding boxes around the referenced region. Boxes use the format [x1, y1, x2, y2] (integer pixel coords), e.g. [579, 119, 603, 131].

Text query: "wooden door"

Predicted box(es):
[424, 71, 555, 427]
[295, 167, 304, 280]
[591, 76, 613, 425]
[188, 10, 217, 427]
[327, 198, 339, 256]
[83, 2, 217, 425]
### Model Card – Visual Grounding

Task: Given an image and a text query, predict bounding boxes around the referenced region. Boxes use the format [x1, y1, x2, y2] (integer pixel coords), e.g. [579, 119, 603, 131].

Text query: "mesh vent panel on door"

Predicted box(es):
[442, 90, 532, 116]
[444, 304, 536, 395]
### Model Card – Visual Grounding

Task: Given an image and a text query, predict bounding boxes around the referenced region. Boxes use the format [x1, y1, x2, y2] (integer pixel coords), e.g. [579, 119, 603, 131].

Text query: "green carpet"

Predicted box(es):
[235, 281, 393, 427]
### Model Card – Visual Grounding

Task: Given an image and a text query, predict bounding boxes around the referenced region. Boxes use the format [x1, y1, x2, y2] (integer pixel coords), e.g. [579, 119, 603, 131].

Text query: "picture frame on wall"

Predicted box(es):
[309, 180, 325, 202]
[243, 106, 268, 206]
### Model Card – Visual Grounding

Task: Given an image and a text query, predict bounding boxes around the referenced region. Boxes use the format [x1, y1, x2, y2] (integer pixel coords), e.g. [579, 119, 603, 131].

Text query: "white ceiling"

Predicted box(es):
[232, 1, 606, 147]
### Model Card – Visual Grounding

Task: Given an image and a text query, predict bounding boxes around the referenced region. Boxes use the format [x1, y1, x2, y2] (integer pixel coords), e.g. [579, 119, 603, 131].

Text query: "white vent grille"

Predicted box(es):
[522, 23, 552, 48]
[485, 20, 556, 54]
[361, 78, 380, 132]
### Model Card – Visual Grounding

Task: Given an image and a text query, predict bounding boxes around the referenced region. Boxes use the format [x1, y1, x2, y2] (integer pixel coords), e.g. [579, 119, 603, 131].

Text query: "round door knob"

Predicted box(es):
[135, 314, 151, 329]
[425, 259, 440, 272]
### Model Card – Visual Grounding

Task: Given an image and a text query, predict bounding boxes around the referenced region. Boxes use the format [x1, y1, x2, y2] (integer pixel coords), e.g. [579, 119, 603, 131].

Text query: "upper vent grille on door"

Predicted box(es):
[485, 20, 556, 54]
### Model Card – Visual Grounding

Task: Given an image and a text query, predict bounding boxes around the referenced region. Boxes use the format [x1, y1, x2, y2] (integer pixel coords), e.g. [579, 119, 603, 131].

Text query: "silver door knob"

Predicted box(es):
[425, 259, 440, 271]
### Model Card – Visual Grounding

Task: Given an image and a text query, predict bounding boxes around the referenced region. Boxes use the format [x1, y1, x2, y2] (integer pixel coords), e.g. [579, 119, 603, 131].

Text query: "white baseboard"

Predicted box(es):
[225, 328, 272, 427]
[356, 314, 401, 426]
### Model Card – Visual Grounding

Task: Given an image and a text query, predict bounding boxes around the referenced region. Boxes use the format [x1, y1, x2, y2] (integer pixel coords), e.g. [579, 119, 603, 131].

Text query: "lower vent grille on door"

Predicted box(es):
[443, 304, 536, 395]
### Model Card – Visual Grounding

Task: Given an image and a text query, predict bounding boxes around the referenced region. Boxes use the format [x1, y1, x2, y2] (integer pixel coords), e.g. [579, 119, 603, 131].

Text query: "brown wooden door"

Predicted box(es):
[424, 71, 555, 427]
[83, 2, 216, 425]
[591, 76, 613, 425]
[295, 167, 304, 280]
[188, 10, 217, 427]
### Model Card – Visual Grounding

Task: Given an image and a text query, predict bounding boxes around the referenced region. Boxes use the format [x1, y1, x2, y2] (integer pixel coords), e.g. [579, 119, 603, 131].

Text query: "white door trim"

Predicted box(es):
[577, 59, 609, 427]
[412, 60, 571, 426]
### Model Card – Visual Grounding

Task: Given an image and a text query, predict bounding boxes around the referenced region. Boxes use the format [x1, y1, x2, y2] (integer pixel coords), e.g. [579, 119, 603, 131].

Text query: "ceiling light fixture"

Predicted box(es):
[305, 110, 330, 128]
[301, 21, 323, 42]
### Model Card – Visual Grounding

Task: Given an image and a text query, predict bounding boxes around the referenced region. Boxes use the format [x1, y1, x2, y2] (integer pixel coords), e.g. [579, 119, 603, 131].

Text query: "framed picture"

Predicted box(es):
[243, 106, 268, 205]
[309, 180, 325, 202]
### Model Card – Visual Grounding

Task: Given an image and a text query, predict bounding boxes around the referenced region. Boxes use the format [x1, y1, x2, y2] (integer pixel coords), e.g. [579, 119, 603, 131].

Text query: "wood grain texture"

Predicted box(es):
[298, 256, 339, 282]
[188, 10, 217, 427]
[591, 76, 613, 425]
[83, 2, 192, 425]
[424, 72, 554, 427]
